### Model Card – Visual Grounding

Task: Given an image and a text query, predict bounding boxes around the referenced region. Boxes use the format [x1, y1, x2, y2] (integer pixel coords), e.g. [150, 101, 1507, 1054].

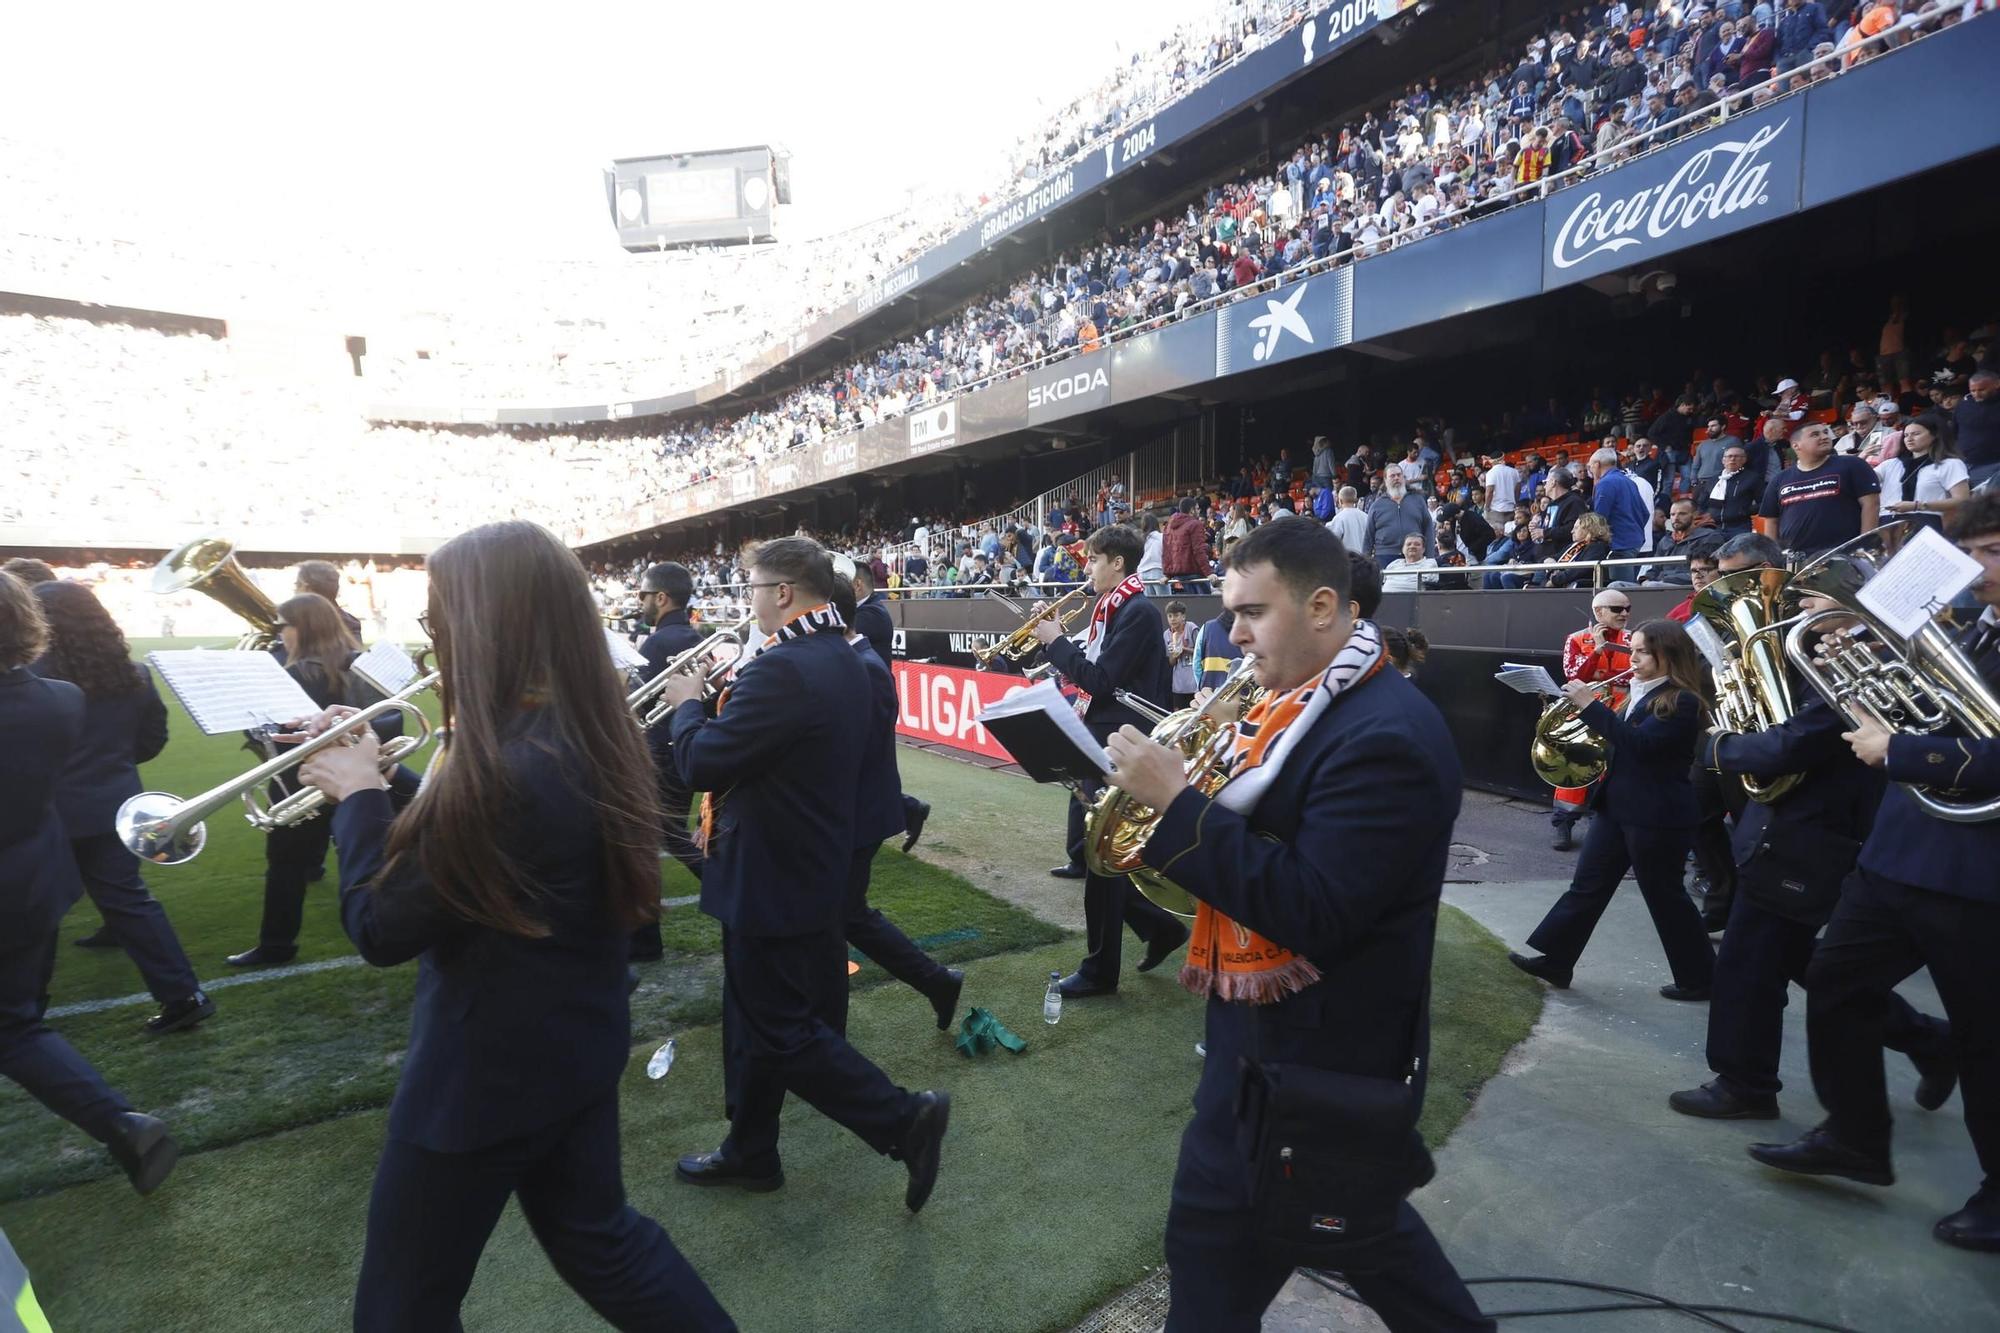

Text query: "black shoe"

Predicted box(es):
[225, 945, 297, 968]
[1669, 1080, 1778, 1120]
[1551, 828, 1576, 851]
[1660, 983, 1713, 1002]
[674, 1150, 784, 1193]
[1508, 952, 1572, 989]
[74, 928, 119, 949]
[1912, 1051, 1959, 1112]
[902, 799, 931, 854]
[1049, 863, 1087, 880]
[1137, 923, 1190, 974]
[1056, 972, 1116, 999]
[1747, 1126, 1894, 1187]
[901, 1090, 952, 1214]
[145, 991, 216, 1035]
[105, 1112, 178, 1195]
[1934, 1193, 2000, 1252]
[928, 969, 964, 1032]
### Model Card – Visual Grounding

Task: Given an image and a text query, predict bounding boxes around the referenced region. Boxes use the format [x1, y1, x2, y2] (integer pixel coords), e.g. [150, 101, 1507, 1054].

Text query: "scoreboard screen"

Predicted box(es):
[606, 146, 785, 250]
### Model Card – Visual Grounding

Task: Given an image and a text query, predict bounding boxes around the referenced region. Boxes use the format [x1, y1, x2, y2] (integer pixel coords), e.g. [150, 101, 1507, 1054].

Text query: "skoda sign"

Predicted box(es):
[1027, 356, 1113, 423]
[1542, 104, 1802, 287]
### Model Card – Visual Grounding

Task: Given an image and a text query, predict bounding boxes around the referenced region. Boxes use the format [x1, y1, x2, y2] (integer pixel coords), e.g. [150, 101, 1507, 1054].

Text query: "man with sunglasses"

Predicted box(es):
[1549, 591, 1634, 851]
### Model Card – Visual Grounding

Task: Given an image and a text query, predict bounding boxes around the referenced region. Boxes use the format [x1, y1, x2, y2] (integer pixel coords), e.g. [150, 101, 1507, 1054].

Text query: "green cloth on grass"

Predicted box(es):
[954, 1006, 1027, 1057]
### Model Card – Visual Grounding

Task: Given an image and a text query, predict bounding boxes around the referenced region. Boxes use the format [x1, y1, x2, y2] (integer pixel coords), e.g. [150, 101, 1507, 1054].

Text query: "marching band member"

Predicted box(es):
[1750, 491, 2000, 1252]
[0, 572, 178, 1194]
[657, 538, 951, 1211]
[846, 558, 929, 851]
[829, 564, 963, 1029]
[1101, 521, 1490, 1332]
[1549, 590, 1633, 851]
[1511, 620, 1717, 999]
[1031, 524, 1188, 997]
[31, 581, 214, 1034]
[631, 560, 704, 962]
[294, 520, 734, 1330]
[1673, 590, 1953, 1121]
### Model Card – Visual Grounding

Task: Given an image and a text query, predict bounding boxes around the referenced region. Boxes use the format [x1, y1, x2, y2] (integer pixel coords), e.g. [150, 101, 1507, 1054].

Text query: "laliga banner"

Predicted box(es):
[893, 661, 1036, 761]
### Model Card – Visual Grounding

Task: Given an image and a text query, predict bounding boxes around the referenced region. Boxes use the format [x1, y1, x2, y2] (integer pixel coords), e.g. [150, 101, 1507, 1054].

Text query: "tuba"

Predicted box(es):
[1529, 669, 1633, 788]
[1783, 528, 2000, 824]
[1692, 565, 1803, 803]
[1083, 654, 1264, 920]
[152, 536, 283, 651]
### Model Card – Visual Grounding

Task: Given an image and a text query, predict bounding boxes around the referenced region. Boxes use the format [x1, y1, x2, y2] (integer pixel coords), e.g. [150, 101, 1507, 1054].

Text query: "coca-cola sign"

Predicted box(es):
[1542, 106, 1801, 287]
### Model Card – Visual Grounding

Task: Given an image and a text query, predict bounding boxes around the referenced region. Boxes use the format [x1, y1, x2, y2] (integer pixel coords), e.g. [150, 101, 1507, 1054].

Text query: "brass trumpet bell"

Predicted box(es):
[153, 536, 283, 651]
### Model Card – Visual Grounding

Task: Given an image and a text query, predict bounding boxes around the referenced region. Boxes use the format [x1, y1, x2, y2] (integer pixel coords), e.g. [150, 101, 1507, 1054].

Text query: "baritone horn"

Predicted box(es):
[1783, 527, 2000, 823]
[152, 535, 283, 651]
[1083, 654, 1264, 920]
[115, 674, 440, 865]
[1691, 565, 1803, 803]
[627, 617, 755, 726]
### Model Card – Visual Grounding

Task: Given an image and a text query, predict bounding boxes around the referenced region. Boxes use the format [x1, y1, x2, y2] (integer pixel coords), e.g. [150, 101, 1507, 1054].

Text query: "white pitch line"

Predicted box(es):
[48, 895, 702, 1018]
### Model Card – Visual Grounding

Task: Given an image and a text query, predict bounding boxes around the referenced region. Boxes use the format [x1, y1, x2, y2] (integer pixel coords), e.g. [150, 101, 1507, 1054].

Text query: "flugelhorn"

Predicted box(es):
[1783, 526, 2000, 823]
[152, 535, 283, 651]
[627, 618, 755, 727]
[974, 583, 1093, 668]
[116, 674, 439, 865]
[1084, 654, 1264, 920]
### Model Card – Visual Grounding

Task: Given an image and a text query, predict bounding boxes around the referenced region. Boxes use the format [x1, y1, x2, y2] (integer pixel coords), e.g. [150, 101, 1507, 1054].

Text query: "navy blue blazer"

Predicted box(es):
[1041, 593, 1172, 743]
[852, 593, 896, 669]
[32, 662, 169, 838]
[1858, 622, 2000, 903]
[1579, 690, 1701, 829]
[330, 720, 633, 1153]
[1139, 664, 1460, 1212]
[853, 638, 907, 849]
[0, 667, 86, 937]
[639, 609, 704, 753]
[669, 629, 869, 937]
[1703, 692, 1884, 865]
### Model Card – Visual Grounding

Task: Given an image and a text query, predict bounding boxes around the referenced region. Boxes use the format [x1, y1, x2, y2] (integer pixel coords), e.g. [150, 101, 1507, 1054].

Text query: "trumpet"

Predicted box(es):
[1529, 668, 1634, 788]
[115, 674, 439, 865]
[627, 618, 755, 727]
[974, 584, 1093, 668]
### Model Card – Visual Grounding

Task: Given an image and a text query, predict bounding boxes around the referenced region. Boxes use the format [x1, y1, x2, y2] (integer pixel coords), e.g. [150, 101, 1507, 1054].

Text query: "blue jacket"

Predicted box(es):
[670, 629, 868, 936]
[639, 609, 704, 753]
[331, 720, 633, 1153]
[1580, 689, 1702, 829]
[852, 638, 907, 848]
[1139, 663, 1460, 1212]
[1776, 1, 1831, 58]
[1591, 468, 1651, 552]
[1041, 593, 1172, 742]
[852, 592, 896, 667]
[1703, 691, 1884, 866]
[0, 668, 85, 936]
[31, 663, 169, 837]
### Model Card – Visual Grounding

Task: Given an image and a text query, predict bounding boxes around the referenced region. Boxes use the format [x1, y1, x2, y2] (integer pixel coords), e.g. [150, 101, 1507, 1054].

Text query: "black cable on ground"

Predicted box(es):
[1299, 1270, 1869, 1333]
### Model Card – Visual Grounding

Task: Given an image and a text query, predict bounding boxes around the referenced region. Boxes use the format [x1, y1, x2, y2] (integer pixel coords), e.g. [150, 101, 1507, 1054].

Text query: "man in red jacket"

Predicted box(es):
[1162, 498, 1214, 593]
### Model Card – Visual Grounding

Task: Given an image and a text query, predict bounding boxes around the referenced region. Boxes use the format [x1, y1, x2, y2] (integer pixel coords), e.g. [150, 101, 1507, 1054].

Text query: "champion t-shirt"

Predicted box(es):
[1758, 456, 1881, 554]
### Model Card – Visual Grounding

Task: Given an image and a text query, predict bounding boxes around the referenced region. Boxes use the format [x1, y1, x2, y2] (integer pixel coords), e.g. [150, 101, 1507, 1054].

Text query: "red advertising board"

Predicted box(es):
[892, 660, 1039, 761]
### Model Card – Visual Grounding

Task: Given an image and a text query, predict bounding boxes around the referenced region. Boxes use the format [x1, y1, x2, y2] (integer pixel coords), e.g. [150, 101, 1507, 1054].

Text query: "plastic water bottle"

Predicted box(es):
[645, 1038, 677, 1080]
[1043, 971, 1063, 1025]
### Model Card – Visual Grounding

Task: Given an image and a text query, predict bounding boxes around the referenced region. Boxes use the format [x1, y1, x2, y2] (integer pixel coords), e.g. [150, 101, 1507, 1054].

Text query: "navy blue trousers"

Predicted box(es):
[1527, 814, 1715, 989]
[844, 841, 951, 999]
[357, 1094, 733, 1332]
[0, 928, 130, 1143]
[1066, 787, 1178, 986]
[70, 831, 200, 1003]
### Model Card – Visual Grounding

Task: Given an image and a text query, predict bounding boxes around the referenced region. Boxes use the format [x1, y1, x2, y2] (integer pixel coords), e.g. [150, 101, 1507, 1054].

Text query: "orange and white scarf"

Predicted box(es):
[1181, 620, 1386, 1005]
[697, 602, 845, 849]
[1072, 572, 1145, 716]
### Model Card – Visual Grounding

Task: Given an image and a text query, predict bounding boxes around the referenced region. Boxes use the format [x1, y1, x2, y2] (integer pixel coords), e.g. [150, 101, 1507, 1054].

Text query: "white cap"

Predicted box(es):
[1874, 397, 1901, 416]
[830, 553, 857, 582]
[1775, 377, 1800, 395]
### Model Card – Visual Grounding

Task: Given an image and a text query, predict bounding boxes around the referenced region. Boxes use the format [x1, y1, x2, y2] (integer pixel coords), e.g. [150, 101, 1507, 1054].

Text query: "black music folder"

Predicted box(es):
[977, 680, 1111, 786]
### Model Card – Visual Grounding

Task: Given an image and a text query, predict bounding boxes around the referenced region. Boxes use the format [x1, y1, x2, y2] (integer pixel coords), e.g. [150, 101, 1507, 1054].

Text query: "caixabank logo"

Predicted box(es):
[1213, 269, 1352, 377]
[908, 401, 958, 455]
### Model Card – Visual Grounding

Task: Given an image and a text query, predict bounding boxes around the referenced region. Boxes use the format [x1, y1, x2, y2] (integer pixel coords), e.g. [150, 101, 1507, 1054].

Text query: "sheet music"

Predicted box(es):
[1856, 527, 1983, 639]
[1685, 617, 1730, 673]
[1494, 662, 1562, 697]
[976, 679, 1112, 776]
[147, 650, 319, 735]
[604, 627, 648, 671]
[351, 641, 420, 697]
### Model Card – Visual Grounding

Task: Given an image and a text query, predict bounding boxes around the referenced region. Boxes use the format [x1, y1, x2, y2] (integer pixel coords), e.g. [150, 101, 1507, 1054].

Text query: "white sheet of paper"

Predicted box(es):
[351, 641, 420, 697]
[1495, 663, 1563, 697]
[1856, 526, 1983, 639]
[604, 627, 648, 671]
[1685, 617, 1730, 673]
[147, 650, 319, 735]
[975, 678, 1112, 776]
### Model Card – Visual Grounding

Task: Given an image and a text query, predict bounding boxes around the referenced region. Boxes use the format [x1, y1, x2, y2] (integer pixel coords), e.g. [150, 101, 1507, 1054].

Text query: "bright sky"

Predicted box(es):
[6, 0, 1215, 266]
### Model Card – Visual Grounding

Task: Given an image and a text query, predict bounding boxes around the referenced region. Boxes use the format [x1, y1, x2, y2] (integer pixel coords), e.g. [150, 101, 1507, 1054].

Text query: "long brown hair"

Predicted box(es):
[385, 520, 660, 936]
[34, 581, 144, 698]
[1631, 619, 1709, 721]
[276, 594, 359, 696]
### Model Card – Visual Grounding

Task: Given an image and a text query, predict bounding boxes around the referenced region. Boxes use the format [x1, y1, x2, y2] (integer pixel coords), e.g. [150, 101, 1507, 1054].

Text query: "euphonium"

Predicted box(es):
[627, 617, 755, 727]
[116, 674, 440, 865]
[973, 583, 1093, 668]
[1083, 654, 1264, 921]
[152, 536, 283, 651]
[1528, 668, 1633, 788]
[1783, 530, 2000, 824]
[1692, 565, 1803, 803]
